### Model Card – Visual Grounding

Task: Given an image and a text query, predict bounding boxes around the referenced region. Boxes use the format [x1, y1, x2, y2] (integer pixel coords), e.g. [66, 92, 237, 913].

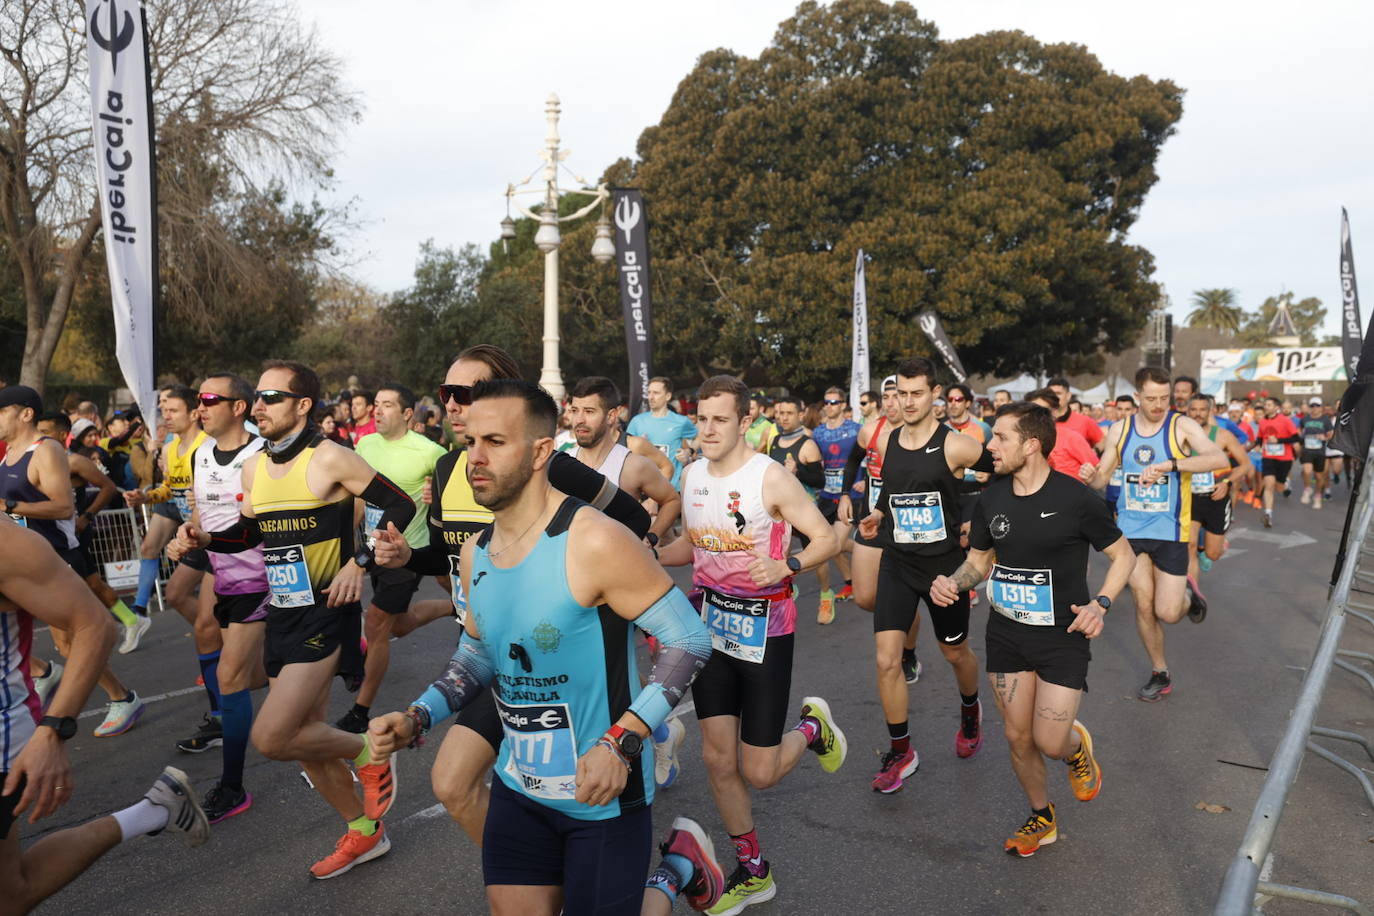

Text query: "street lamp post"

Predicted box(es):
[502, 93, 616, 400]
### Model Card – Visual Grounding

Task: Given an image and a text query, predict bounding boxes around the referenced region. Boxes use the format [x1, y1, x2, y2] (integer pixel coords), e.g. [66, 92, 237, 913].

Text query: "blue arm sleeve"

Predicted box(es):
[627, 588, 712, 730]
[411, 631, 495, 730]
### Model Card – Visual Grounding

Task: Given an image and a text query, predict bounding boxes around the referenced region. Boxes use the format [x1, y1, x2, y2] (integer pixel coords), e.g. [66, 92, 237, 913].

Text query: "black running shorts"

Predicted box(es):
[0, 773, 23, 840]
[1301, 450, 1327, 472]
[264, 600, 364, 690]
[1261, 458, 1293, 483]
[984, 613, 1090, 691]
[483, 777, 651, 913]
[214, 590, 270, 628]
[179, 547, 211, 572]
[1192, 492, 1232, 537]
[874, 549, 970, 644]
[368, 566, 421, 615]
[1128, 538, 1188, 577]
[455, 688, 504, 755]
[691, 632, 795, 748]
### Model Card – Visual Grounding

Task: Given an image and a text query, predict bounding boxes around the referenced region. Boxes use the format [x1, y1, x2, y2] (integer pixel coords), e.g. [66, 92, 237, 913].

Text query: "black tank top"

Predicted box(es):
[0, 440, 77, 552]
[878, 423, 963, 558]
[768, 431, 809, 466]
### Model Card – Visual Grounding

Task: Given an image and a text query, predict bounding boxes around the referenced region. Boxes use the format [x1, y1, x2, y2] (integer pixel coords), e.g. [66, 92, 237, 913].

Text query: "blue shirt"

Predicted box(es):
[627, 410, 698, 487]
[813, 419, 863, 502]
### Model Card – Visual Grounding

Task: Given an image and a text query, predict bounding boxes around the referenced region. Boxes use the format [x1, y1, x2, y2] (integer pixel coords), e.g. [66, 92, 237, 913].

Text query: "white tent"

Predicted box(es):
[1075, 376, 1135, 403]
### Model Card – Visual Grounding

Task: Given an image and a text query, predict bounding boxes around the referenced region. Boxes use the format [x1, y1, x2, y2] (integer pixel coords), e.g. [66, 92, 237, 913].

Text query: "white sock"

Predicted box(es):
[113, 798, 169, 842]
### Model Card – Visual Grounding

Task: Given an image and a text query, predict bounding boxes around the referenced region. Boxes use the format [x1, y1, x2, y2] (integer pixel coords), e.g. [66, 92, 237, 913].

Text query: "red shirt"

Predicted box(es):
[1058, 410, 1104, 448]
[349, 417, 377, 445]
[1257, 415, 1299, 462]
[1048, 426, 1099, 480]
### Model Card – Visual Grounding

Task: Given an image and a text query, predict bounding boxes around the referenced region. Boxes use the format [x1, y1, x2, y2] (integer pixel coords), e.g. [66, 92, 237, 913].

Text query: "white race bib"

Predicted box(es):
[498, 699, 579, 800]
[988, 565, 1055, 627]
[1124, 474, 1171, 514]
[263, 543, 315, 608]
[890, 492, 946, 544]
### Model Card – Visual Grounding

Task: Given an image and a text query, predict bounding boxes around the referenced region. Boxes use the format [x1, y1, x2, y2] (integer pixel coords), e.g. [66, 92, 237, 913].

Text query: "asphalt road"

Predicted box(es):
[22, 482, 1374, 915]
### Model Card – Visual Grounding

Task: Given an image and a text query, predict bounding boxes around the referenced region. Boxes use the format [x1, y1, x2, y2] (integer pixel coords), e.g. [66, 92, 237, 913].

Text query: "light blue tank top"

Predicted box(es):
[1114, 412, 1191, 542]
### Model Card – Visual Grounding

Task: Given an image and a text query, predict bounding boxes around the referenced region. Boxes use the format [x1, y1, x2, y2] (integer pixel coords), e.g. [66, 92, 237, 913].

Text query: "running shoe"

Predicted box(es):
[817, 590, 835, 625]
[1301, 486, 1312, 504]
[1185, 575, 1207, 624]
[176, 713, 224, 753]
[799, 696, 846, 772]
[1262, 511, 1273, 528]
[32, 660, 63, 709]
[1198, 553, 1213, 573]
[335, 706, 369, 734]
[144, 765, 210, 847]
[654, 716, 687, 789]
[871, 746, 918, 794]
[119, 613, 153, 655]
[95, 691, 145, 737]
[1137, 670, 1172, 702]
[956, 700, 983, 758]
[901, 654, 923, 685]
[309, 822, 391, 879]
[661, 816, 725, 911]
[835, 584, 853, 602]
[1325, 488, 1334, 500]
[1283, 485, 1291, 499]
[358, 748, 397, 821]
[708, 863, 776, 915]
[968, 588, 980, 607]
[1313, 496, 1323, 510]
[202, 782, 252, 824]
[1065, 721, 1102, 802]
[1004, 805, 1057, 857]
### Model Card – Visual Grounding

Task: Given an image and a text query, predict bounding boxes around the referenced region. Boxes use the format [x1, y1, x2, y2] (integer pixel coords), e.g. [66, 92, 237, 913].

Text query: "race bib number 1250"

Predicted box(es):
[263, 543, 314, 608]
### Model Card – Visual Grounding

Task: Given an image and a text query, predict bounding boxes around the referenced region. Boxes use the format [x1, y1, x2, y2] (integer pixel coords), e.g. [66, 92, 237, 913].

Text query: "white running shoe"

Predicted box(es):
[119, 614, 153, 655]
[654, 716, 687, 789]
[95, 691, 145, 737]
[33, 660, 63, 709]
[144, 766, 210, 847]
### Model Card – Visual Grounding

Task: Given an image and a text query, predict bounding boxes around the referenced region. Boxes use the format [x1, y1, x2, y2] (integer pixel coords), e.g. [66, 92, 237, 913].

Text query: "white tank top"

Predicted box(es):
[193, 436, 268, 594]
[577, 442, 630, 487]
[0, 601, 39, 771]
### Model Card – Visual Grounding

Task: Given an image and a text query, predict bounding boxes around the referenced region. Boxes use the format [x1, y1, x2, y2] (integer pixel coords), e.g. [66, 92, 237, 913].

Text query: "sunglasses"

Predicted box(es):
[438, 384, 474, 406]
[197, 393, 238, 408]
[823, 398, 845, 406]
[946, 396, 967, 403]
[254, 389, 304, 405]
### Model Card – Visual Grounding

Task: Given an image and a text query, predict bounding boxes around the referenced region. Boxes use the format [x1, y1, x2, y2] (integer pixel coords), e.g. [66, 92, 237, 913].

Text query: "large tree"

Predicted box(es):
[1238, 293, 1326, 347]
[0, 0, 358, 394]
[1187, 288, 1242, 333]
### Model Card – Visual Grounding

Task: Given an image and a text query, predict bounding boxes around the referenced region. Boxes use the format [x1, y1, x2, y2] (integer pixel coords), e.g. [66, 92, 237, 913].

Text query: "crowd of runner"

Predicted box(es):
[0, 354, 1350, 914]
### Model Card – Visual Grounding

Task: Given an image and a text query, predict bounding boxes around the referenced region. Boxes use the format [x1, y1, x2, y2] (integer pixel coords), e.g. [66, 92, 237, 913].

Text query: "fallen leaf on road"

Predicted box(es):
[1195, 802, 1231, 814]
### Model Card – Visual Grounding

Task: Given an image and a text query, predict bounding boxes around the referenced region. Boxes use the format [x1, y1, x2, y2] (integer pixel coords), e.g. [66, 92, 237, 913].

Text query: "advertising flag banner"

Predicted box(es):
[1340, 208, 1363, 383]
[612, 189, 653, 417]
[917, 310, 967, 384]
[86, 0, 159, 420]
[850, 250, 870, 410]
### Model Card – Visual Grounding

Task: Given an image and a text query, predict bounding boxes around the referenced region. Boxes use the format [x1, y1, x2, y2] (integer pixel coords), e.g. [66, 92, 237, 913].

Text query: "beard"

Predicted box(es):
[472, 450, 536, 512]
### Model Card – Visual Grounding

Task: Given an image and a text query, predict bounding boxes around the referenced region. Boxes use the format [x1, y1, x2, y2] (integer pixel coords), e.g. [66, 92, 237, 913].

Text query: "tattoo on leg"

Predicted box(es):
[1035, 705, 1070, 722]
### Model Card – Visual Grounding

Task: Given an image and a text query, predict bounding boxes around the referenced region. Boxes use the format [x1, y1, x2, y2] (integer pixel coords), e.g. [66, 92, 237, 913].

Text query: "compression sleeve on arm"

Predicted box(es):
[361, 473, 416, 536]
[839, 441, 866, 493]
[410, 631, 495, 730]
[404, 493, 453, 576]
[626, 588, 712, 731]
[969, 447, 996, 474]
[208, 514, 263, 553]
[549, 451, 651, 539]
[796, 457, 825, 490]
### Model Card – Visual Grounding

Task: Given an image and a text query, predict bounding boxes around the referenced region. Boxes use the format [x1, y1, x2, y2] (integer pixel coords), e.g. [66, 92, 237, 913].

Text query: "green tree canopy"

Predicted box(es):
[1187, 288, 1242, 333]
[1238, 293, 1326, 347]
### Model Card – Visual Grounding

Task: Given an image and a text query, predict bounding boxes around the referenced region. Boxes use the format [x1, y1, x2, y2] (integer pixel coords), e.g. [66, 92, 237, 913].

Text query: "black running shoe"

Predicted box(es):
[202, 783, 252, 824]
[176, 714, 223, 753]
[1137, 670, 1172, 702]
[335, 705, 369, 734]
[1185, 576, 1207, 624]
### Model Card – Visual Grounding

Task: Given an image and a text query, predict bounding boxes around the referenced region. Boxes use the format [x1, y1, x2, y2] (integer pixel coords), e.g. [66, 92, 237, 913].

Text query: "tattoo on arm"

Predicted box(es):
[950, 561, 982, 592]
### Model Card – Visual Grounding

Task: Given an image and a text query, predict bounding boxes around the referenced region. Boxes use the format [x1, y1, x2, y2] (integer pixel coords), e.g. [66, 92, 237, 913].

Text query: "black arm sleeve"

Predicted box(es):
[208, 514, 263, 553]
[840, 440, 867, 492]
[361, 472, 416, 536]
[796, 457, 825, 489]
[969, 447, 995, 474]
[549, 451, 651, 539]
[405, 453, 460, 577]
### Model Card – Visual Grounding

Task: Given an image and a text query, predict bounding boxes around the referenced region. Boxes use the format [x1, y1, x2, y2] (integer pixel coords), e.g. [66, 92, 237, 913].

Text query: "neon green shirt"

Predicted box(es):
[356, 430, 447, 548]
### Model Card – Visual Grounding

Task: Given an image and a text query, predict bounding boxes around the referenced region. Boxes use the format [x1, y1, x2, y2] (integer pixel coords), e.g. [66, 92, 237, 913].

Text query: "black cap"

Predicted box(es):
[0, 385, 42, 414]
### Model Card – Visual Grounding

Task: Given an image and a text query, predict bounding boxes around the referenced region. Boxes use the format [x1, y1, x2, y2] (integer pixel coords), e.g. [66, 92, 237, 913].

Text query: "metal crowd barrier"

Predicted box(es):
[87, 504, 176, 610]
[1215, 441, 1374, 915]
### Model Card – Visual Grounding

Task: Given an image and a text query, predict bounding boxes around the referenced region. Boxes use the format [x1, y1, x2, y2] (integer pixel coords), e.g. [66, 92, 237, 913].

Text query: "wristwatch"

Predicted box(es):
[353, 545, 377, 571]
[1093, 595, 1112, 611]
[785, 556, 802, 574]
[605, 723, 643, 758]
[4, 498, 17, 515]
[39, 715, 78, 741]
[645, 531, 660, 548]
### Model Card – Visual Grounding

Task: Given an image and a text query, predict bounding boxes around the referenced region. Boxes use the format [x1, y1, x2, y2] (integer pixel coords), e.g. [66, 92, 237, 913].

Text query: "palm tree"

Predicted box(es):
[1187, 288, 1243, 334]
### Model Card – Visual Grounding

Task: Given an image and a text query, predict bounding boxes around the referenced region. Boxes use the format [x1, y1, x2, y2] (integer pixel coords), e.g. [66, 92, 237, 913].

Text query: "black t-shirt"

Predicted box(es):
[970, 470, 1122, 628]
[1298, 415, 1332, 455]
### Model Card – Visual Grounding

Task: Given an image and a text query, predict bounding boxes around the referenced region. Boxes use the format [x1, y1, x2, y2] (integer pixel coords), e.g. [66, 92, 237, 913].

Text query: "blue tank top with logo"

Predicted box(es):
[1114, 412, 1191, 542]
[812, 419, 862, 502]
[470, 497, 652, 821]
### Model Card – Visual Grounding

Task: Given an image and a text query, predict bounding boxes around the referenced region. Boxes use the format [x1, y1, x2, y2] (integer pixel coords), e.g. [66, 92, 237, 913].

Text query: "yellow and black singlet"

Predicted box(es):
[147, 429, 208, 517]
[251, 443, 356, 609]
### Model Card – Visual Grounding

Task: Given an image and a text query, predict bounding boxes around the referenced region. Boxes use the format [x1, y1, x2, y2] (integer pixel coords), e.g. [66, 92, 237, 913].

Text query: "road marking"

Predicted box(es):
[77, 684, 202, 720]
[1255, 851, 1275, 910]
[1229, 527, 1317, 549]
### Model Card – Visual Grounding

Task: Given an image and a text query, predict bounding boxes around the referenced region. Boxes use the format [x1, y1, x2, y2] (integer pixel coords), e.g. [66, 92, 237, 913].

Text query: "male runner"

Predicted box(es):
[174, 360, 412, 877]
[1184, 395, 1249, 583]
[171, 373, 270, 822]
[1323, 402, 1345, 493]
[1047, 378, 1105, 453]
[334, 383, 447, 734]
[1172, 375, 1198, 413]
[767, 397, 824, 499]
[1298, 396, 1333, 509]
[370, 345, 653, 847]
[1, 386, 145, 736]
[124, 386, 210, 653]
[812, 386, 863, 621]
[931, 402, 1133, 856]
[1250, 396, 1301, 528]
[1089, 367, 1227, 701]
[743, 395, 777, 455]
[857, 390, 880, 424]
[839, 378, 923, 683]
[568, 376, 682, 544]
[369, 378, 721, 915]
[628, 377, 699, 488]
[857, 358, 992, 793]
[993, 390, 1013, 408]
[0, 516, 209, 912]
[655, 374, 844, 915]
[1026, 389, 1098, 483]
[348, 390, 377, 444]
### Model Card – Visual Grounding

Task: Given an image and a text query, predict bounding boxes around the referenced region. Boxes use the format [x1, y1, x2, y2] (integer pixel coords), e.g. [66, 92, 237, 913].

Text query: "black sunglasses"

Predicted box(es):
[254, 389, 304, 405]
[438, 384, 474, 406]
[198, 393, 238, 407]
[823, 398, 845, 406]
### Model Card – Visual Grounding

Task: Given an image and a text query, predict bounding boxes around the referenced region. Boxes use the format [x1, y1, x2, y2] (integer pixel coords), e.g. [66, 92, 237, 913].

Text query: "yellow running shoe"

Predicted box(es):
[1066, 721, 1102, 802]
[707, 864, 776, 915]
[1004, 805, 1057, 857]
[799, 696, 847, 773]
[817, 590, 835, 625]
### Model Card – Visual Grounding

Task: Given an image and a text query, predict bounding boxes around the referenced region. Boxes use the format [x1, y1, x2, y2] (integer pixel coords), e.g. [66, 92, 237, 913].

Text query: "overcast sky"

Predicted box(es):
[295, 0, 1373, 342]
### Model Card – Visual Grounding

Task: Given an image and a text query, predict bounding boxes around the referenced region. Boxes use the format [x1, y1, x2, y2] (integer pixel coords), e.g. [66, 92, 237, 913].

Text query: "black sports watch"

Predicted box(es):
[607, 724, 643, 758]
[39, 715, 78, 741]
[4, 498, 17, 515]
[645, 531, 660, 548]
[354, 545, 377, 571]
[1092, 595, 1111, 611]
[785, 556, 802, 574]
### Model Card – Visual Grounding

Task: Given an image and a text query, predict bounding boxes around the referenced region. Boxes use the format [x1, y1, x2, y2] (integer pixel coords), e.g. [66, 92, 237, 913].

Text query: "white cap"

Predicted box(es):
[70, 418, 97, 441]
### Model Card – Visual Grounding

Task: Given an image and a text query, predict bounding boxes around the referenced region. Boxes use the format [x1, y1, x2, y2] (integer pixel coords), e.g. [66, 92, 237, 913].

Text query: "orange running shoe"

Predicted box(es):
[835, 584, 853, 601]
[358, 749, 397, 821]
[1065, 721, 1102, 802]
[309, 822, 391, 879]
[1004, 805, 1057, 857]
